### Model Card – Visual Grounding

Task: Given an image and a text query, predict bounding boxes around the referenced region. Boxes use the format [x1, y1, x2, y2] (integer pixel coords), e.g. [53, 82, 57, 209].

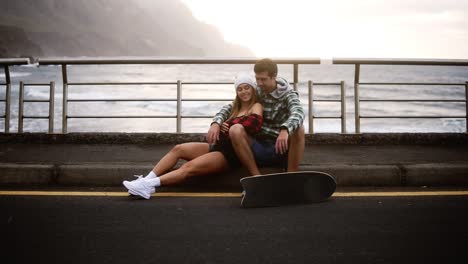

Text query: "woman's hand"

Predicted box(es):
[221, 122, 230, 134]
[207, 123, 221, 144]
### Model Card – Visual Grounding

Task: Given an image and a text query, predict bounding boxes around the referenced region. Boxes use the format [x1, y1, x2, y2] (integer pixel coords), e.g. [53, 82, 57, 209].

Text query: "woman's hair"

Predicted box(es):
[228, 84, 259, 120]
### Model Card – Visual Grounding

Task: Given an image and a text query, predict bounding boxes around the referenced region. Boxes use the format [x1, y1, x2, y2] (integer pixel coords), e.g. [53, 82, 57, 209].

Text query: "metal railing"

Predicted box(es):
[18, 81, 55, 133]
[308, 81, 347, 134]
[38, 57, 320, 133]
[0, 58, 30, 133]
[62, 80, 234, 133]
[333, 58, 468, 133]
[1, 57, 466, 134]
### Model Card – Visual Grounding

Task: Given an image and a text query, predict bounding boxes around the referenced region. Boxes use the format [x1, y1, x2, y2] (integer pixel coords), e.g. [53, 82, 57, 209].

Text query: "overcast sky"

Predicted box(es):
[181, 0, 468, 59]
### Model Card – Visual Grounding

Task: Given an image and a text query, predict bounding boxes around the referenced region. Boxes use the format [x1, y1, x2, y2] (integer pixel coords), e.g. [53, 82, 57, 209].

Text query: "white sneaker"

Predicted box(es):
[123, 175, 144, 188]
[123, 175, 156, 197]
[123, 175, 144, 184]
[123, 179, 155, 200]
[122, 175, 143, 189]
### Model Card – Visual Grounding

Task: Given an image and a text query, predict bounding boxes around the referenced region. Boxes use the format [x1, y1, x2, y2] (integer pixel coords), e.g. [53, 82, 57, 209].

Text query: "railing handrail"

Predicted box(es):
[0, 57, 465, 66]
[333, 58, 468, 66]
[38, 57, 321, 65]
[0, 58, 30, 66]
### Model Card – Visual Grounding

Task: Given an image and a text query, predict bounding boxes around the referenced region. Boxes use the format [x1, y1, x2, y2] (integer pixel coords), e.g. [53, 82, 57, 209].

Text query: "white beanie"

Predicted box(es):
[234, 72, 256, 89]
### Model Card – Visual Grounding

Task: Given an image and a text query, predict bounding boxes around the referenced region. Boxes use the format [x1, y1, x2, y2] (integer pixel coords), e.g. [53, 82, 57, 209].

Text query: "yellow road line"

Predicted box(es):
[0, 191, 129, 197]
[0, 190, 468, 197]
[0, 191, 241, 197]
[333, 191, 468, 197]
[154, 192, 240, 197]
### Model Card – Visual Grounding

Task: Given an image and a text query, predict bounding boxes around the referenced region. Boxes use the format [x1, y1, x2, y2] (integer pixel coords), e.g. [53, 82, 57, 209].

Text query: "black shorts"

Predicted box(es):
[209, 140, 241, 167]
[210, 138, 288, 170]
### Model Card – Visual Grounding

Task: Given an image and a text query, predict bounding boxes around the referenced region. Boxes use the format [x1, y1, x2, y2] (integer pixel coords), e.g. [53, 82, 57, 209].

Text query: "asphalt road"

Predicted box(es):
[1, 192, 467, 264]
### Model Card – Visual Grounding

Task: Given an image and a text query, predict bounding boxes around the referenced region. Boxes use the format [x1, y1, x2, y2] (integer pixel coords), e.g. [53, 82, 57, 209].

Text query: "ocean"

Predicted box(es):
[1, 63, 467, 133]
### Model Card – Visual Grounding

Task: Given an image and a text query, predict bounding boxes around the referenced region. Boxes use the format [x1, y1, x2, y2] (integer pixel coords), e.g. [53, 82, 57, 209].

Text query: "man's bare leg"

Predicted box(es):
[287, 126, 305, 172]
[229, 124, 261, 175]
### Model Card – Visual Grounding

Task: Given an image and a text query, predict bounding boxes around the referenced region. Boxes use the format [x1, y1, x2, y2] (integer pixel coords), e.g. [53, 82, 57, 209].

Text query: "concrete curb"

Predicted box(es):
[405, 163, 468, 186]
[0, 164, 56, 184]
[57, 164, 154, 185]
[2, 133, 467, 188]
[1, 162, 467, 187]
[300, 165, 402, 186]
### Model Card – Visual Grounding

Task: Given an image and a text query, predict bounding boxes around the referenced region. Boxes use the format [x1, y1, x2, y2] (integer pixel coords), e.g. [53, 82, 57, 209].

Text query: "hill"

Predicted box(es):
[0, 0, 254, 59]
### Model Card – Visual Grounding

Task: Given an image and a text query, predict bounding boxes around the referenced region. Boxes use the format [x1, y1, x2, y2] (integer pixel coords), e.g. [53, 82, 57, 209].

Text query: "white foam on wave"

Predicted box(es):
[5, 63, 467, 133]
[9, 72, 32, 78]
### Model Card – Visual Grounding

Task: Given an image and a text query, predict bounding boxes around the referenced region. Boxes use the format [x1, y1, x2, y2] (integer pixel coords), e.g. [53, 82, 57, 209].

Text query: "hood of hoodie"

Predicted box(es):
[267, 77, 293, 99]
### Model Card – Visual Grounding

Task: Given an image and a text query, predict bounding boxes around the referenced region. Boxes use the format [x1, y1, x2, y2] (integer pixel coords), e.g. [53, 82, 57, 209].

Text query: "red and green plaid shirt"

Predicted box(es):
[221, 113, 263, 138]
[213, 79, 304, 140]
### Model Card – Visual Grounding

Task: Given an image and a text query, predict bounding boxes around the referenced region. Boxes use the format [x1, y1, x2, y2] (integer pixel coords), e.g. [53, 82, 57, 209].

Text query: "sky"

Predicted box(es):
[180, 0, 468, 59]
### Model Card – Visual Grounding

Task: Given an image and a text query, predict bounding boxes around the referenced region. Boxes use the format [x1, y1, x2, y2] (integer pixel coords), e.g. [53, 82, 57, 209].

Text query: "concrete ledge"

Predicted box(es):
[406, 163, 468, 186]
[1, 132, 468, 145]
[2, 162, 468, 188]
[0, 164, 55, 184]
[300, 165, 402, 186]
[54, 164, 281, 190]
[1, 133, 467, 188]
[57, 163, 154, 186]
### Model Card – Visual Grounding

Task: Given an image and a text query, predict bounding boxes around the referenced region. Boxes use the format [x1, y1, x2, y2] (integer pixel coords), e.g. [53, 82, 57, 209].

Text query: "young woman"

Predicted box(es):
[123, 73, 263, 199]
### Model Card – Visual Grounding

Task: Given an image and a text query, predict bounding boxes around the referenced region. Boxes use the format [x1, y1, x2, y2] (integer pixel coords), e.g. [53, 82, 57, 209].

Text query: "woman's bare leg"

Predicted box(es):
[153, 142, 210, 176]
[159, 152, 229, 186]
[229, 124, 260, 175]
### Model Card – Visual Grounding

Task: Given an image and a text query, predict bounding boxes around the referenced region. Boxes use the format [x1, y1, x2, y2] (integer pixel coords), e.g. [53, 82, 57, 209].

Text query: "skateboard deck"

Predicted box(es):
[240, 171, 336, 208]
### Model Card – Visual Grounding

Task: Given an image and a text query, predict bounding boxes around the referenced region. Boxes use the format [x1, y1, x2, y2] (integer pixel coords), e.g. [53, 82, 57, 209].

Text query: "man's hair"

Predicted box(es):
[254, 58, 278, 77]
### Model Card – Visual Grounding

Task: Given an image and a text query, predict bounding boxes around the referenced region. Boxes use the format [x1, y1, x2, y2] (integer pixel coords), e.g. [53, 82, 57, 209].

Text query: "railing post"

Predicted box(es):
[293, 64, 299, 84]
[18, 81, 24, 133]
[4, 83, 11, 133]
[62, 64, 68, 134]
[49, 81, 55, 134]
[176, 80, 182, 133]
[308, 80, 313, 134]
[341, 81, 347, 134]
[466, 81, 468, 133]
[354, 64, 361, 133]
[4, 65, 11, 133]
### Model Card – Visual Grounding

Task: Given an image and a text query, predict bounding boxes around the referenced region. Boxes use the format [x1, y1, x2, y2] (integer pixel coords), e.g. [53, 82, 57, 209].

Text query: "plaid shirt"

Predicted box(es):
[221, 113, 263, 138]
[213, 80, 304, 140]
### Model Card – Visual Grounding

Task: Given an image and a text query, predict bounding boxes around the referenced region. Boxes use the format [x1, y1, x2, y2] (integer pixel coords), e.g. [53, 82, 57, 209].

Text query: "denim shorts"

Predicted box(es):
[251, 138, 288, 169]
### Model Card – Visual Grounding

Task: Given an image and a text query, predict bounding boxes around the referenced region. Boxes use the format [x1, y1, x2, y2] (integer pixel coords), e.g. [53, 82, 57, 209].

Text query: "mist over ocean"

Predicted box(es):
[1, 63, 467, 133]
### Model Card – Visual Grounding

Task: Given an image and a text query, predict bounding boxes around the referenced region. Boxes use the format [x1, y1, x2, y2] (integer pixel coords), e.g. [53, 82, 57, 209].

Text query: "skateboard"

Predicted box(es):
[240, 171, 336, 208]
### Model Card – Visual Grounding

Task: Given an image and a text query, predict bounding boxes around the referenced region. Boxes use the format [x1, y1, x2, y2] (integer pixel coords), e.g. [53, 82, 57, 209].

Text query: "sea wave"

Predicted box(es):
[2, 64, 467, 133]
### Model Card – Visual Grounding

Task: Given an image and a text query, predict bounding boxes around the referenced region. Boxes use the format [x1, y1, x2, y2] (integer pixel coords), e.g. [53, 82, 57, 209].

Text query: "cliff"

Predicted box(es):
[0, 0, 254, 59]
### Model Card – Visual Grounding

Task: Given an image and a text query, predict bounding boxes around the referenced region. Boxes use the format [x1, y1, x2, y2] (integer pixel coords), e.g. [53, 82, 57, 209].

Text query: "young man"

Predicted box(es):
[207, 58, 305, 175]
